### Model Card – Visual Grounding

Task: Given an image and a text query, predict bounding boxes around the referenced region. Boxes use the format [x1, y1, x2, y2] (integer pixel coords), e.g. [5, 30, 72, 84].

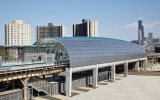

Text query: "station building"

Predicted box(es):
[0, 37, 147, 100]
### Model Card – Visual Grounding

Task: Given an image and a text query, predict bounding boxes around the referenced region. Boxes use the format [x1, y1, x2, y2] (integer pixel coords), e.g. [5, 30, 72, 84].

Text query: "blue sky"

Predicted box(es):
[0, 0, 160, 45]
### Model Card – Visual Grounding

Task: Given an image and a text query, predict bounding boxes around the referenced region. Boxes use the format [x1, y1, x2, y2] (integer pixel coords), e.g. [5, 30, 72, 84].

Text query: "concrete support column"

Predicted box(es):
[143, 59, 147, 70]
[147, 59, 149, 68]
[152, 58, 153, 67]
[4, 81, 7, 90]
[65, 67, 72, 97]
[93, 65, 98, 88]
[23, 86, 27, 100]
[20, 78, 29, 100]
[12, 80, 15, 89]
[43, 75, 45, 79]
[141, 62, 143, 71]
[135, 61, 139, 71]
[124, 61, 128, 77]
[132, 63, 135, 71]
[53, 75, 56, 81]
[111, 64, 115, 82]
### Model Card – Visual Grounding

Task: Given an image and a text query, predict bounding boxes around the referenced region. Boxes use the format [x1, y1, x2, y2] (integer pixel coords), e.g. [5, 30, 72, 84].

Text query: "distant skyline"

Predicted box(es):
[0, 0, 160, 45]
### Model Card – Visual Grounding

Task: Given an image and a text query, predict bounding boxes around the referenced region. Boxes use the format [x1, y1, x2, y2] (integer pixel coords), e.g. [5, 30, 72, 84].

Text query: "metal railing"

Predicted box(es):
[0, 61, 69, 75]
[28, 77, 52, 96]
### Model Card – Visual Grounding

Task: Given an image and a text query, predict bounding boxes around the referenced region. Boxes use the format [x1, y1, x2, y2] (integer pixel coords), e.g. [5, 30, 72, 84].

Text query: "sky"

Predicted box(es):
[0, 0, 160, 45]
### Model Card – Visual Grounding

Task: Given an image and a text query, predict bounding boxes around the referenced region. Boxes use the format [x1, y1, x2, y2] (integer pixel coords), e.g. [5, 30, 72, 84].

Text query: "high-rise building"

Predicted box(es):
[5, 20, 31, 45]
[36, 23, 66, 41]
[138, 18, 144, 45]
[148, 32, 153, 42]
[73, 19, 98, 37]
[138, 30, 142, 45]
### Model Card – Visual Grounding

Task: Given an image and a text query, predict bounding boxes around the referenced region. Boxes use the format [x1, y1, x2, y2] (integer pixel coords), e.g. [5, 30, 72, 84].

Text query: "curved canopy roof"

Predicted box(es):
[34, 37, 146, 68]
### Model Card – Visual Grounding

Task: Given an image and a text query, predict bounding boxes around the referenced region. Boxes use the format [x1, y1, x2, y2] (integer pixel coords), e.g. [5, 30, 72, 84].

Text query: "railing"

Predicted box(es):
[0, 62, 69, 75]
[28, 77, 52, 96]
[0, 63, 54, 75]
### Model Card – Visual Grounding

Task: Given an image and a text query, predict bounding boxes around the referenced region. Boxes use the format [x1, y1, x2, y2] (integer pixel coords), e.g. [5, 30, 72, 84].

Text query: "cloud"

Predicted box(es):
[118, 20, 160, 30]
[119, 23, 137, 30]
[144, 20, 160, 28]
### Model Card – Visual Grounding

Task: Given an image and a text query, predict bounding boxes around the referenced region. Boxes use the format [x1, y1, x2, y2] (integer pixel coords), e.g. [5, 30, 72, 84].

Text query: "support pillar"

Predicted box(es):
[43, 75, 45, 79]
[111, 64, 115, 82]
[4, 81, 7, 90]
[152, 58, 153, 67]
[135, 61, 139, 71]
[132, 63, 135, 71]
[143, 59, 147, 70]
[93, 65, 98, 88]
[12, 80, 15, 89]
[23, 86, 27, 100]
[141, 62, 143, 71]
[65, 67, 72, 97]
[147, 58, 149, 68]
[53, 75, 55, 81]
[124, 61, 128, 77]
[20, 78, 29, 100]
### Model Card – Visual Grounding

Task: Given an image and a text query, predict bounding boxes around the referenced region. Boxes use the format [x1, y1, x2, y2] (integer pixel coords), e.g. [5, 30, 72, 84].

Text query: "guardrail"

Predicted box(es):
[0, 62, 69, 75]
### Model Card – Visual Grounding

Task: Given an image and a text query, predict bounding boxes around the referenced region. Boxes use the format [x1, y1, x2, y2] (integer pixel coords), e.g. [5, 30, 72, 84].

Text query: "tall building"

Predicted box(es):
[5, 20, 31, 45]
[138, 18, 144, 45]
[138, 30, 142, 45]
[73, 19, 98, 37]
[36, 23, 66, 41]
[148, 32, 153, 42]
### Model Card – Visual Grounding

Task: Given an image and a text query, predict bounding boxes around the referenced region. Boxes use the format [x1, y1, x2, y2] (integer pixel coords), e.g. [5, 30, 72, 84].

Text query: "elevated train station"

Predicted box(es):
[0, 37, 147, 100]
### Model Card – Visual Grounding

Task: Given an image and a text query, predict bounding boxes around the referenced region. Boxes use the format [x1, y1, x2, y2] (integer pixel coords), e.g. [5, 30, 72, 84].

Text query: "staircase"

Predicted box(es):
[28, 76, 52, 96]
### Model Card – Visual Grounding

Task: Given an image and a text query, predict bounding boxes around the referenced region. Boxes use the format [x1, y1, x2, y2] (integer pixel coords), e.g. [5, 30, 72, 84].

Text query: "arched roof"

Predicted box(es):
[34, 37, 146, 68]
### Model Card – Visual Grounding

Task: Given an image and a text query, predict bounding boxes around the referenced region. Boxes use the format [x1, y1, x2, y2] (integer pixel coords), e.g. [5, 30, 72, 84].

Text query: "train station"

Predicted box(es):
[0, 37, 152, 100]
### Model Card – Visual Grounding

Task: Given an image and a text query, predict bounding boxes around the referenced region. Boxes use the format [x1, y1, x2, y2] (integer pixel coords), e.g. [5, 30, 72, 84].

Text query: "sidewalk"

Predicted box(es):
[67, 73, 160, 100]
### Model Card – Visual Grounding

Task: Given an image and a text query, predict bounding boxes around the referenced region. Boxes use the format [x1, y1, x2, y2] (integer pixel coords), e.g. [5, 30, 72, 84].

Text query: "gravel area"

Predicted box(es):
[66, 74, 160, 100]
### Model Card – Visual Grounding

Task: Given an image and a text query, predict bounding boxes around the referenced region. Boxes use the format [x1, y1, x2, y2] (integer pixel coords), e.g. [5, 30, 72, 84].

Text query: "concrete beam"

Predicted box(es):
[111, 64, 115, 82]
[93, 65, 98, 88]
[65, 67, 72, 97]
[124, 61, 128, 77]
[71, 58, 147, 73]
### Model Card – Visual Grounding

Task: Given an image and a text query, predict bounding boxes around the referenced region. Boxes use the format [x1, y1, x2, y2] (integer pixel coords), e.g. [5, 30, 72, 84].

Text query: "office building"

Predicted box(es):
[138, 18, 144, 45]
[5, 20, 31, 45]
[148, 32, 153, 42]
[138, 30, 142, 45]
[36, 23, 66, 41]
[73, 19, 98, 37]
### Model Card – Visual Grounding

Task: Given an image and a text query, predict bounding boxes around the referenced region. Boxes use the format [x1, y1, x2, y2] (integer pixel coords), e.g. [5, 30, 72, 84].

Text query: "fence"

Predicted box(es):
[0, 89, 23, 100]
[50, 71, 111, 95]
[28, 77, 52, 96]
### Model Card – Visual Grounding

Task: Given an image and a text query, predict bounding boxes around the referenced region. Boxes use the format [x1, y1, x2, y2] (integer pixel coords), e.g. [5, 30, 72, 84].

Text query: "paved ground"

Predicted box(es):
[67, 70, 160, 100]
[34, 64, 160, 100]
